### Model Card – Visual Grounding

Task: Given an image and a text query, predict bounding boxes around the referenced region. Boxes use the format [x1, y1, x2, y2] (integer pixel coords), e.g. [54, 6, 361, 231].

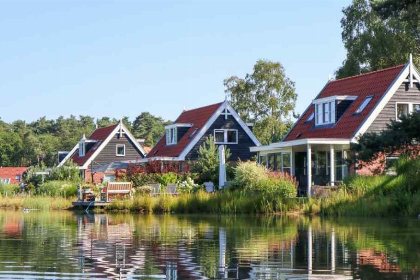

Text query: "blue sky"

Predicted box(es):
[0, 0, 350, 123]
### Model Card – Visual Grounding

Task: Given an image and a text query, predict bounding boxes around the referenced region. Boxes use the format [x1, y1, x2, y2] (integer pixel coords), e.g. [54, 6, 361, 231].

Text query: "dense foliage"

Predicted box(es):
[233, 161, 298, 198]
[191, 135, 232, 184]
[353, 111, 420, 162]
[0, 113, 170, 167]
[337, 0, 419, 78]
[224, 60, 296, 145]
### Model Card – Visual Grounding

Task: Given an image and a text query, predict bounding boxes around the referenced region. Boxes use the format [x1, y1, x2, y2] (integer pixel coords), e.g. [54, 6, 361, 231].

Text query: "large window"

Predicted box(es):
[262, 152, 291, 174]
[166, 127, 177, 145]
[315, 101, 335, 125]
[396, 103, 420, 121]
[214, 129, 238, 144]
[116, 144, 125, 156]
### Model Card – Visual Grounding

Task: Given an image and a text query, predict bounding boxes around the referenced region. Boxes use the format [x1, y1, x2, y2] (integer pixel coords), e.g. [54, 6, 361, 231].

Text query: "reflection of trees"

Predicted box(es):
[0, 211, 79, 274]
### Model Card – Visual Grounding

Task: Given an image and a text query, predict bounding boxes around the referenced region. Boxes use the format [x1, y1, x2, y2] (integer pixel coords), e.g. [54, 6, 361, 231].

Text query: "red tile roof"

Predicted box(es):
[147, 102, 223, 158]
[0, 167, 28, 184]
[284, 64, 406, 141]
[71, 124, 118, 166]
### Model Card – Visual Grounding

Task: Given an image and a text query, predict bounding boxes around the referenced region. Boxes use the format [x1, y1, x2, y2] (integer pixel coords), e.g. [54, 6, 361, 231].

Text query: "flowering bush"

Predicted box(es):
[177, 177, 198, 194]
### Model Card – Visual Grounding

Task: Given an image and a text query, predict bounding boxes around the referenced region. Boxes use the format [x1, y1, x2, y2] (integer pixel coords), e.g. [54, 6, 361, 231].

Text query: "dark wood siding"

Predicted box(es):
[92, 133, 144, 168]
[367, 83, 420, 133]
[186, 114, 257, 161]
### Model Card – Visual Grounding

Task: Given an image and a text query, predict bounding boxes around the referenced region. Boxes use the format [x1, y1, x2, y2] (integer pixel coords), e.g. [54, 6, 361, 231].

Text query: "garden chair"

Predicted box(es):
[166, 183, 177, 195]
[150, 184, 160, 195]
[204, 182, 215, 193]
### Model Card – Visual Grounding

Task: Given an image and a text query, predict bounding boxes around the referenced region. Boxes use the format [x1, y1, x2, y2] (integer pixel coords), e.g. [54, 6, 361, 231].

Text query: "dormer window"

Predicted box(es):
[165, 123, 193, 146]
[313, 95, 356, 126]
[315, 101, 335, 125]
[78, 137, 86, 157]
[166, 127, 177, 145]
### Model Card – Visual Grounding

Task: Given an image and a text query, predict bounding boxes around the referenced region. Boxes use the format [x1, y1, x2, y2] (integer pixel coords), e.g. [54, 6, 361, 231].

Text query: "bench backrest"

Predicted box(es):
[108, 182, 133, 191]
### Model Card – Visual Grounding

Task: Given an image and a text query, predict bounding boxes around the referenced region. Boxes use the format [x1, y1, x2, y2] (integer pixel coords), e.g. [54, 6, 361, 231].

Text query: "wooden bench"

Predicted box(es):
[105, 182, 133, 202]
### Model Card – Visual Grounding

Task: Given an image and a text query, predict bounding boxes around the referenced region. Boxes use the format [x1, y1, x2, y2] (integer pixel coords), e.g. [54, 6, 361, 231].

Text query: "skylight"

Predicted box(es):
[306, 112, 314, 122]
[355, 96, 373, 114]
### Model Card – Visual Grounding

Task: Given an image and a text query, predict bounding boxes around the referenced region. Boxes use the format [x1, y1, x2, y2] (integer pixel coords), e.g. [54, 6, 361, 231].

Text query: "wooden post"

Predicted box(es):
[331, 228, 336, 274]
[330, 144, 335, 187]
[308, 225, 312, 274]
[307, 144, 312, 197]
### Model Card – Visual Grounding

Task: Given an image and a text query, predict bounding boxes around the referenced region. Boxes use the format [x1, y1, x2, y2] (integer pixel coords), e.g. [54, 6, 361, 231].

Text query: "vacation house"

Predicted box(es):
[146, 101, 261, 170]
[251, 55, 420, 196]
[58, 120, 146, 182]
[0, 167, 28, 185]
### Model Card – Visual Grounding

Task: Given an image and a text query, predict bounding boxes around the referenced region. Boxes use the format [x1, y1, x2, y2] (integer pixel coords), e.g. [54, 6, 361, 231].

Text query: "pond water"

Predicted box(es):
[0, 211, 419, 279]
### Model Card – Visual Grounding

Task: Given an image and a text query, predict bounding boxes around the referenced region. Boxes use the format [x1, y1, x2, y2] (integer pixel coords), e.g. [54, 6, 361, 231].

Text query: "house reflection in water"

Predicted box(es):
[71, 214, 405, 279]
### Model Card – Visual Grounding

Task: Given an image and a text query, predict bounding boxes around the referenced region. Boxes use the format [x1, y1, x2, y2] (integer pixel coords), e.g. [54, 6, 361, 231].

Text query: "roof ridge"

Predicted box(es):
[182, 102, 223, 113]
[330, 63, 406, 83]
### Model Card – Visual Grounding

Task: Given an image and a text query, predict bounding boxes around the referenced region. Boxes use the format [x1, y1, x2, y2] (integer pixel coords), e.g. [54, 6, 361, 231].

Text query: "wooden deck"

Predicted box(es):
[72, 201, 110, 208]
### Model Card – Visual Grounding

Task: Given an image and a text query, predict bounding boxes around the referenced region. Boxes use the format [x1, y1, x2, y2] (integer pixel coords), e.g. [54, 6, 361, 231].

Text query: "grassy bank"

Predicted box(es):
[105, 191, 308, 214]
[0, 196, 74, 210]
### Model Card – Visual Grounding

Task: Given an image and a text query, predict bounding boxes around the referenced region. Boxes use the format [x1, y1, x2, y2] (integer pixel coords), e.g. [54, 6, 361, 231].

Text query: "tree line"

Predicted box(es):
[0, 113, 171, 167]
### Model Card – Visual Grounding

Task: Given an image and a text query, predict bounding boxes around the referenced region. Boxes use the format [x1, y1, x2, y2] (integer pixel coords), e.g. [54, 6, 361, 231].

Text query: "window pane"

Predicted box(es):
[397, 104, 409, 119]
[414, 104, 420, 112]
[275, 153, 282, 171]
[282, 153, 291, 168]
[268, 154, 275, 170]
[215, 131, 224, 143]
[282, 167, 291, 174]
[117, 146, 125, 155]
[323, 103, 329, 123]
[227, 130, 237, 143]
[259, 155, 267, 166]
[356, 96, 373, 114]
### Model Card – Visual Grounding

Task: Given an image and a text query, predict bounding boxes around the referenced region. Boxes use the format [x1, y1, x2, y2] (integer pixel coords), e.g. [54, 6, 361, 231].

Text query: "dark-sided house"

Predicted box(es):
[58, 120, 146, 182]
[251, 55, 420, 196]
[146, 101, 261, 168]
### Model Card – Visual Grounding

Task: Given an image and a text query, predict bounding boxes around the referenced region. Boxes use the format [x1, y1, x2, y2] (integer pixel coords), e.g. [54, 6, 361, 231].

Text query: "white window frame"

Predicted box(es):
[396, 102, 419, 121]
[214, 129, 238, 144]
[166, 127, 177, 145]
[116, 144, 126, 157]
[315, 101, 335, 126]
[79, 141, 85, 157]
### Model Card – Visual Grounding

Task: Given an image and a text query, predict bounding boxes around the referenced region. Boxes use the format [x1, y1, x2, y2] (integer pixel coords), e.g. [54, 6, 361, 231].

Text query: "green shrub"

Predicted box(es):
[234, 161, 267, 190]
[0, 183, 20, 196]
[233, 161, 297, 198]
[37, 180, 77, 197]
[157, 172, 178, 185]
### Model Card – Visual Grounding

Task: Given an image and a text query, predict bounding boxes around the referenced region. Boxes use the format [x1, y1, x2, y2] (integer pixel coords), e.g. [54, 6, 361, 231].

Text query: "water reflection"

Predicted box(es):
[0, 211, 418, 279]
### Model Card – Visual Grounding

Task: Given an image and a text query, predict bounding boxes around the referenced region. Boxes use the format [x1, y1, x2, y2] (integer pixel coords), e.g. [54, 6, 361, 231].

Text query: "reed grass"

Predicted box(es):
[0, 195, 74, 210]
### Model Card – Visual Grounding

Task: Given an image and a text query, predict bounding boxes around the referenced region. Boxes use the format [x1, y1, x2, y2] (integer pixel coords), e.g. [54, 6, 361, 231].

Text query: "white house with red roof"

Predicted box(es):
[58, 120, 146, 182]
[251, 55, 420, 196]
[146, 100, 261, 169]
